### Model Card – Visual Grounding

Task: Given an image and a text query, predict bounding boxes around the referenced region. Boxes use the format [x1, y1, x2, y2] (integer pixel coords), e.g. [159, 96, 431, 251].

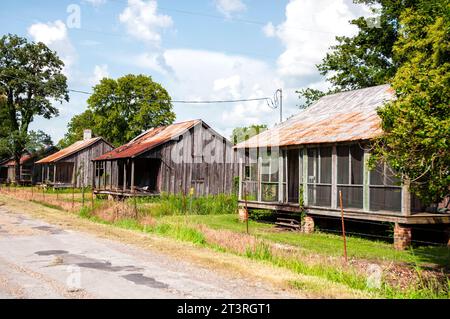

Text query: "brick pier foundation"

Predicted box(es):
[302, 216, 315, 234]
[394, 223, 412, 250]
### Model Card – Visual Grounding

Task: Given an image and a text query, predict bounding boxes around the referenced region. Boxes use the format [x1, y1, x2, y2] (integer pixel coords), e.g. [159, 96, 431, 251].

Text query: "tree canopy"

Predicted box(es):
[61, 74, 175, 147]
[0, 34, 68, 178]
[230, 124, 268, 145]
[25, 130, 53, 153]
[297, 0, 421, 106]
[58, 109, 95, 148]
[372, 1, 450, 204]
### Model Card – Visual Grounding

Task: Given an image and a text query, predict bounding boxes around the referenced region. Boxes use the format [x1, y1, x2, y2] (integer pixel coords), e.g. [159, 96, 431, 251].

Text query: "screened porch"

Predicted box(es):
[238, 143, 408, 217]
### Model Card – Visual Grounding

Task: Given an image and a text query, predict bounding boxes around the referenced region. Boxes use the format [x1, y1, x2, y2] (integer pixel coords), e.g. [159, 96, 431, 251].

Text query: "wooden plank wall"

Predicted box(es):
[62, 139, 114, 187]
[138, 122, 238, 196]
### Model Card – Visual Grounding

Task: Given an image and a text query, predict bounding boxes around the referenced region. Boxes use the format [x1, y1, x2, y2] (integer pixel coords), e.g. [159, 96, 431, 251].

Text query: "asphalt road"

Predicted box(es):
[0, 205, 293, 299]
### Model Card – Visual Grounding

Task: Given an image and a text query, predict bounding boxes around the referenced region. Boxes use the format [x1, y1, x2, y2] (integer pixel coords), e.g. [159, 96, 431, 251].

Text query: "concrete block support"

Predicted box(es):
[394, 223, 412, 250]
[302, 216, 315, 234]
[238, 207, 248, 222]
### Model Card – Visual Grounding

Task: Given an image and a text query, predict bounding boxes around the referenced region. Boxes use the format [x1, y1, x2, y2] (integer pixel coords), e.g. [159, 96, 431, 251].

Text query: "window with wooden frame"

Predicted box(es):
[242, 149, 258, 200]
[95, 162, 104, 177]
[307, 147, 332, 207]
[261, 148, 279, 202]
[369, 162, 401, 212]
[337, 144, 364, 209]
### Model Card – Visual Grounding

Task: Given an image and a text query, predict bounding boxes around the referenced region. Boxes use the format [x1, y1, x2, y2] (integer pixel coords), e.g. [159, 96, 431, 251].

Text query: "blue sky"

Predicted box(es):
[0, 0, 373, 143]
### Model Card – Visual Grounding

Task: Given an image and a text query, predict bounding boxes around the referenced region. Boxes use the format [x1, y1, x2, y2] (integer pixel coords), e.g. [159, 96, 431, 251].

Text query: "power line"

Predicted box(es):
[2, 74, 273, 104]
[108, 0, 338, 35]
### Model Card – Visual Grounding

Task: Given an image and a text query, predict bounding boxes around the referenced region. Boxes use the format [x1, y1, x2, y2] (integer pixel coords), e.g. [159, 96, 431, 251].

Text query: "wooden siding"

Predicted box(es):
[96, 122, 238, 196]
[54, 139, 114, 187]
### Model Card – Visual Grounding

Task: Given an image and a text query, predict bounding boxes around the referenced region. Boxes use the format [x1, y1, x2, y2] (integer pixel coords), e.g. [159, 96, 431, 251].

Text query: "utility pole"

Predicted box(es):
[268, 89, 283, 123]
[278, 88, 283, 123]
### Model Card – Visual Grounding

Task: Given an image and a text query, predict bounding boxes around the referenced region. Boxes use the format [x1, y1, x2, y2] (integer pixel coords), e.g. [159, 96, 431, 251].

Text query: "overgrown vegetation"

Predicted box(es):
[1, 187, 448, 299]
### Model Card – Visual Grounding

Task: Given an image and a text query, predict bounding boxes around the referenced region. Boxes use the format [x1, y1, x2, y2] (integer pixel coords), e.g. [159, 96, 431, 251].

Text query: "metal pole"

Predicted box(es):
[339, 190, 348, 263]
[279, 88, 283, 123]
[244, 182, 249, 234]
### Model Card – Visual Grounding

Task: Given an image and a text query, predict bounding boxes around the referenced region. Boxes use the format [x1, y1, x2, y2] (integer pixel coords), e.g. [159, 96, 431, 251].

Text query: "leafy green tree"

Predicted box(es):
[296, 88, 327, 109]
[372, 2, 449, 204]
[0, 94, 10, 160]
[58, 109, 95, 148]
[317, 0, 422, 91]
[231, 124, 268, 145]
[85, 74, 175, 146]
[0, 34, 68, 180]
[25, 130, 53, 153]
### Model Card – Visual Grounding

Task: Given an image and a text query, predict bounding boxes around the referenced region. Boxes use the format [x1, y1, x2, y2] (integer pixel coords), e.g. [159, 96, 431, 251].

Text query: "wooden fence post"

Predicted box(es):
[339, 190, 348, 263]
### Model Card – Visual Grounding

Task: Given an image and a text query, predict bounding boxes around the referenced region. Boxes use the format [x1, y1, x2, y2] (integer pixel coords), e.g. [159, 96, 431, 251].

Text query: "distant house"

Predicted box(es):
[0, 147, 58, 184]
[234, 85, 450, 249]
[36, 130, 114, 187]
[92, 120, 237, 197]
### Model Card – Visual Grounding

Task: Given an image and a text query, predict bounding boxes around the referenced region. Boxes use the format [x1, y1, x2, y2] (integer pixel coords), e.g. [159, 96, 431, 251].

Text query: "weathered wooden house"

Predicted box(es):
[92, 119, 237, 197]
[234, 85, 450, 249]
[0, 147, 58, 184]
[36, 130, 114, 187]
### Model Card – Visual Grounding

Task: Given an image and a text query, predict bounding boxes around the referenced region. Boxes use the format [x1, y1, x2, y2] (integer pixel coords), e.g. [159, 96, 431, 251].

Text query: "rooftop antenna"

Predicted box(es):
[267, 88, 283, 123]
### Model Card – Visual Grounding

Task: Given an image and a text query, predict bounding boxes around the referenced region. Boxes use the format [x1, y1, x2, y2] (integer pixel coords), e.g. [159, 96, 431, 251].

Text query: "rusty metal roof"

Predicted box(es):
[2, 154, 33, 167]
[36, 137, 104, 164]
[234, 84, 395, 149]
[94, 119, 201, 160]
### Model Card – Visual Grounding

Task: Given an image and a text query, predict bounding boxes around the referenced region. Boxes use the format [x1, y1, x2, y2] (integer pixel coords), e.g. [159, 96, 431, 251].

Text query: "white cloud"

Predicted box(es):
[264, 0, 359, 86]
[135, 52, 173, 75]
[119, 0, 173, 45]
[28, 20, 67, 44]
[84, 0, 107, 7]
[89, 64, 109, 86]
[27, 20, 77, 76]
[160, 49, 286, 134]
[262, 22, 276, 37]
[215, 0, 246, 17]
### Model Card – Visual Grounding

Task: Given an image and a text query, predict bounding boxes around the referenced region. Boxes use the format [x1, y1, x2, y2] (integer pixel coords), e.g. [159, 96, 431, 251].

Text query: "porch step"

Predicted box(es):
[275, 217, 300, 230]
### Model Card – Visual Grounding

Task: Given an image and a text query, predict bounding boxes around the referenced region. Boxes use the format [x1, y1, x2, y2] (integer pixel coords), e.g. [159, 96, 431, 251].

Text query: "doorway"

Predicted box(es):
[287, 149, 299, 203]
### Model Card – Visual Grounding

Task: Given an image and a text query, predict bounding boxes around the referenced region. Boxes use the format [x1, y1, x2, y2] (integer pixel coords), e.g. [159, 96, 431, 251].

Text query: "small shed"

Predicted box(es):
[234, 85, 449, 249]
[36, 131, 114, 188]
[93, 119, 237, 197]
[0, 147, 58, 184]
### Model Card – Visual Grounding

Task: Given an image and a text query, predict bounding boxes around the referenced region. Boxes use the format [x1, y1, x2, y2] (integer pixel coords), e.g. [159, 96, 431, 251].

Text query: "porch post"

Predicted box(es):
[103, 161, 107, 190]
[238, 156, 243, 200]
[123, 160, 127, 192]
[278, 150, 283, 203]
[331, 145, 337, 209]
[302, 148, 308, 206]
[131, 159, 135, 192]
[257, 150, 262, 202]
[363, 149, 370, 212]
[92, 161, 96, 190]
[53, 164, 56, 183]
[401, 178, 411, 216]
[41, 165, 45, 183]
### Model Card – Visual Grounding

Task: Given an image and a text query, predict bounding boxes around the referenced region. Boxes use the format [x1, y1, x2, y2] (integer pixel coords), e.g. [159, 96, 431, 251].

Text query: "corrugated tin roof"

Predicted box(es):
[2, 154, 33, 167]
[234, 84, 394, 149]
[36, 137, 104, 164]
[94, 119, 201, 160]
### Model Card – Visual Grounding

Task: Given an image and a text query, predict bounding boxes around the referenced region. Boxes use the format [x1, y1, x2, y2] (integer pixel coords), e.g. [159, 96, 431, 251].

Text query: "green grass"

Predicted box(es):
[131, 193, 238, 216]
[159, 214, 449, 267]
[8, 188, 448, 299]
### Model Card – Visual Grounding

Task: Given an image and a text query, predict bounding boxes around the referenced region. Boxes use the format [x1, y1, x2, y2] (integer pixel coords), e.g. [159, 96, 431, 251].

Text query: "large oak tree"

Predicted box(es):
[61, 74, 175, 147]
[0, 34, 68, 180]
